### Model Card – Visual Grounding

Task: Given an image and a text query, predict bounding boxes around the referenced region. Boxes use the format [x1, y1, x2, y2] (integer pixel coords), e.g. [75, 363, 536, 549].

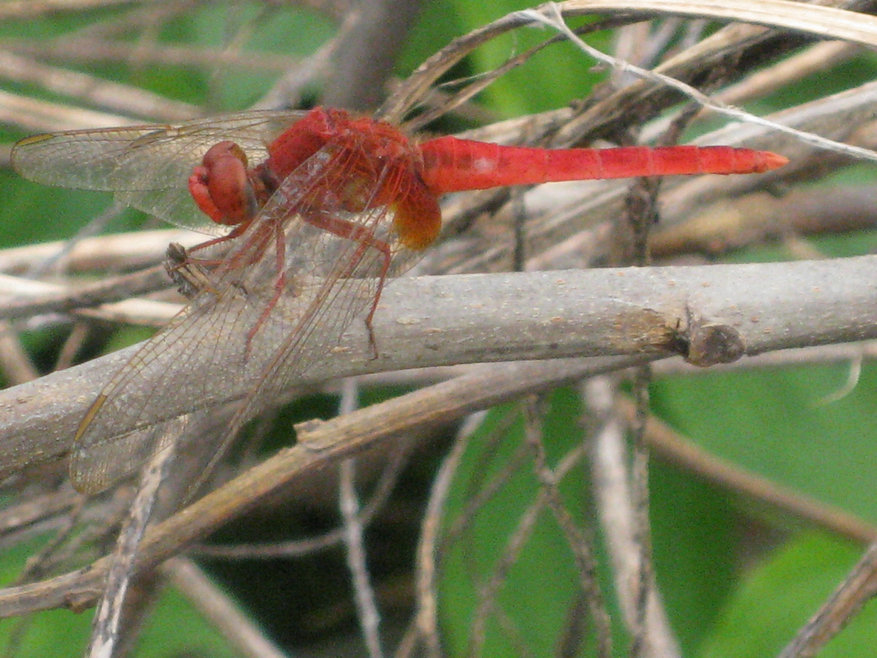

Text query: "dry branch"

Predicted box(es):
[1, 256, 875, 483]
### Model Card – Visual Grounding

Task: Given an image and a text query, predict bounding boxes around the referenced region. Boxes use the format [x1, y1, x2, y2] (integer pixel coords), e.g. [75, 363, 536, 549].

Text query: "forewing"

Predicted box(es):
[69, 284, 257, 492]
[69, 131, 415, 493]
[12, 110, 305, 234]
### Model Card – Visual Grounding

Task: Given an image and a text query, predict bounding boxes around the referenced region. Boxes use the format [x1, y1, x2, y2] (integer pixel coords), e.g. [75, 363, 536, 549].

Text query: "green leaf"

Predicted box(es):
[700, 532, 875, 657]
[652, 364, 877, 523]
[651, 460, 738, 654]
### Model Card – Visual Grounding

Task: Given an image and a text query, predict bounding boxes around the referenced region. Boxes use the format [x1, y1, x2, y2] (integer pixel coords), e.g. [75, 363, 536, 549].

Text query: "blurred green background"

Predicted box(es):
[1, 1, 875, 656]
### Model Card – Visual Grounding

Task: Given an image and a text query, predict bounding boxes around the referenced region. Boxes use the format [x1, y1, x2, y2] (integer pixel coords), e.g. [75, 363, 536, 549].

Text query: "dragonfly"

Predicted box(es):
[12, 107, 787, 493]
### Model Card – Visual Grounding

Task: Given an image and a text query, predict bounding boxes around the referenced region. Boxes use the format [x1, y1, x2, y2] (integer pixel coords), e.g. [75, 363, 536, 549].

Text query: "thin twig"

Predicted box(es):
[520, 4, 877, 163]
[338, 380, 384, 658]
[165, 558, 286, 658]
[629, 367, 654, 658]
[404, 412, 485, 657]
[87, 417, 183, 658]
[585, 377, 681, 657]
[779, 542, 877, 658]
[0, 50, 198, 122]
[523, 397, 613, 657]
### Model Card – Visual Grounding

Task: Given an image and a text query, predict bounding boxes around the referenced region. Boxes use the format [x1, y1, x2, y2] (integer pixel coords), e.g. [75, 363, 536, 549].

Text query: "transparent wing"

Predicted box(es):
[11, 110, 305, 234]
[69, 133, 419, 493]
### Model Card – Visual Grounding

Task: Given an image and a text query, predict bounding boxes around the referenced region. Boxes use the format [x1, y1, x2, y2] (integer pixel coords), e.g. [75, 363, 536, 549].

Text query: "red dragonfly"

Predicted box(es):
[12, 107, 786, 493]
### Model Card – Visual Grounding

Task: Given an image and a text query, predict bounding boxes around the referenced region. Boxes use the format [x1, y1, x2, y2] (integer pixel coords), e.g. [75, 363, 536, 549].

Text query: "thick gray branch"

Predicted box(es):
[0, 256, 874, 480]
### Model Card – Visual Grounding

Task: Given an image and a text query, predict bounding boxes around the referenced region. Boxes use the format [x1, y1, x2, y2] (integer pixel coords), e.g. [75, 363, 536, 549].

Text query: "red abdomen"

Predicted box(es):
[419, 136, 787, 194]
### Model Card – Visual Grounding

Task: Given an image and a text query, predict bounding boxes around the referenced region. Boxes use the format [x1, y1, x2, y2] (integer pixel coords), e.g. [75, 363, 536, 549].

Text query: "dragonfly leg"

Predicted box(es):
[360, 245, 391, 360]
[304, 214, 392, 359]
[166, 222, 273, 305]
[188, 220, 249, 256]
[244, 219, 289, 356]
[165, 243, 218, 298]
[241, 212, 392, 360]
[170, 221, 259, 284]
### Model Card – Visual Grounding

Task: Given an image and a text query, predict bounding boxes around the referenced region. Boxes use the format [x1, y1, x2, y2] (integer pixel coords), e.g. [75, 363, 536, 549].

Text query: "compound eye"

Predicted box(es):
[189, 141, 256, 226]
[203, 141, 248, 168]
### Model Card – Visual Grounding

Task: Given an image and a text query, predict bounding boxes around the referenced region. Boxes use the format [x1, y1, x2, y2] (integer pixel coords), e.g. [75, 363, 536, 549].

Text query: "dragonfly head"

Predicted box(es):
[189, 141, 259, 227]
